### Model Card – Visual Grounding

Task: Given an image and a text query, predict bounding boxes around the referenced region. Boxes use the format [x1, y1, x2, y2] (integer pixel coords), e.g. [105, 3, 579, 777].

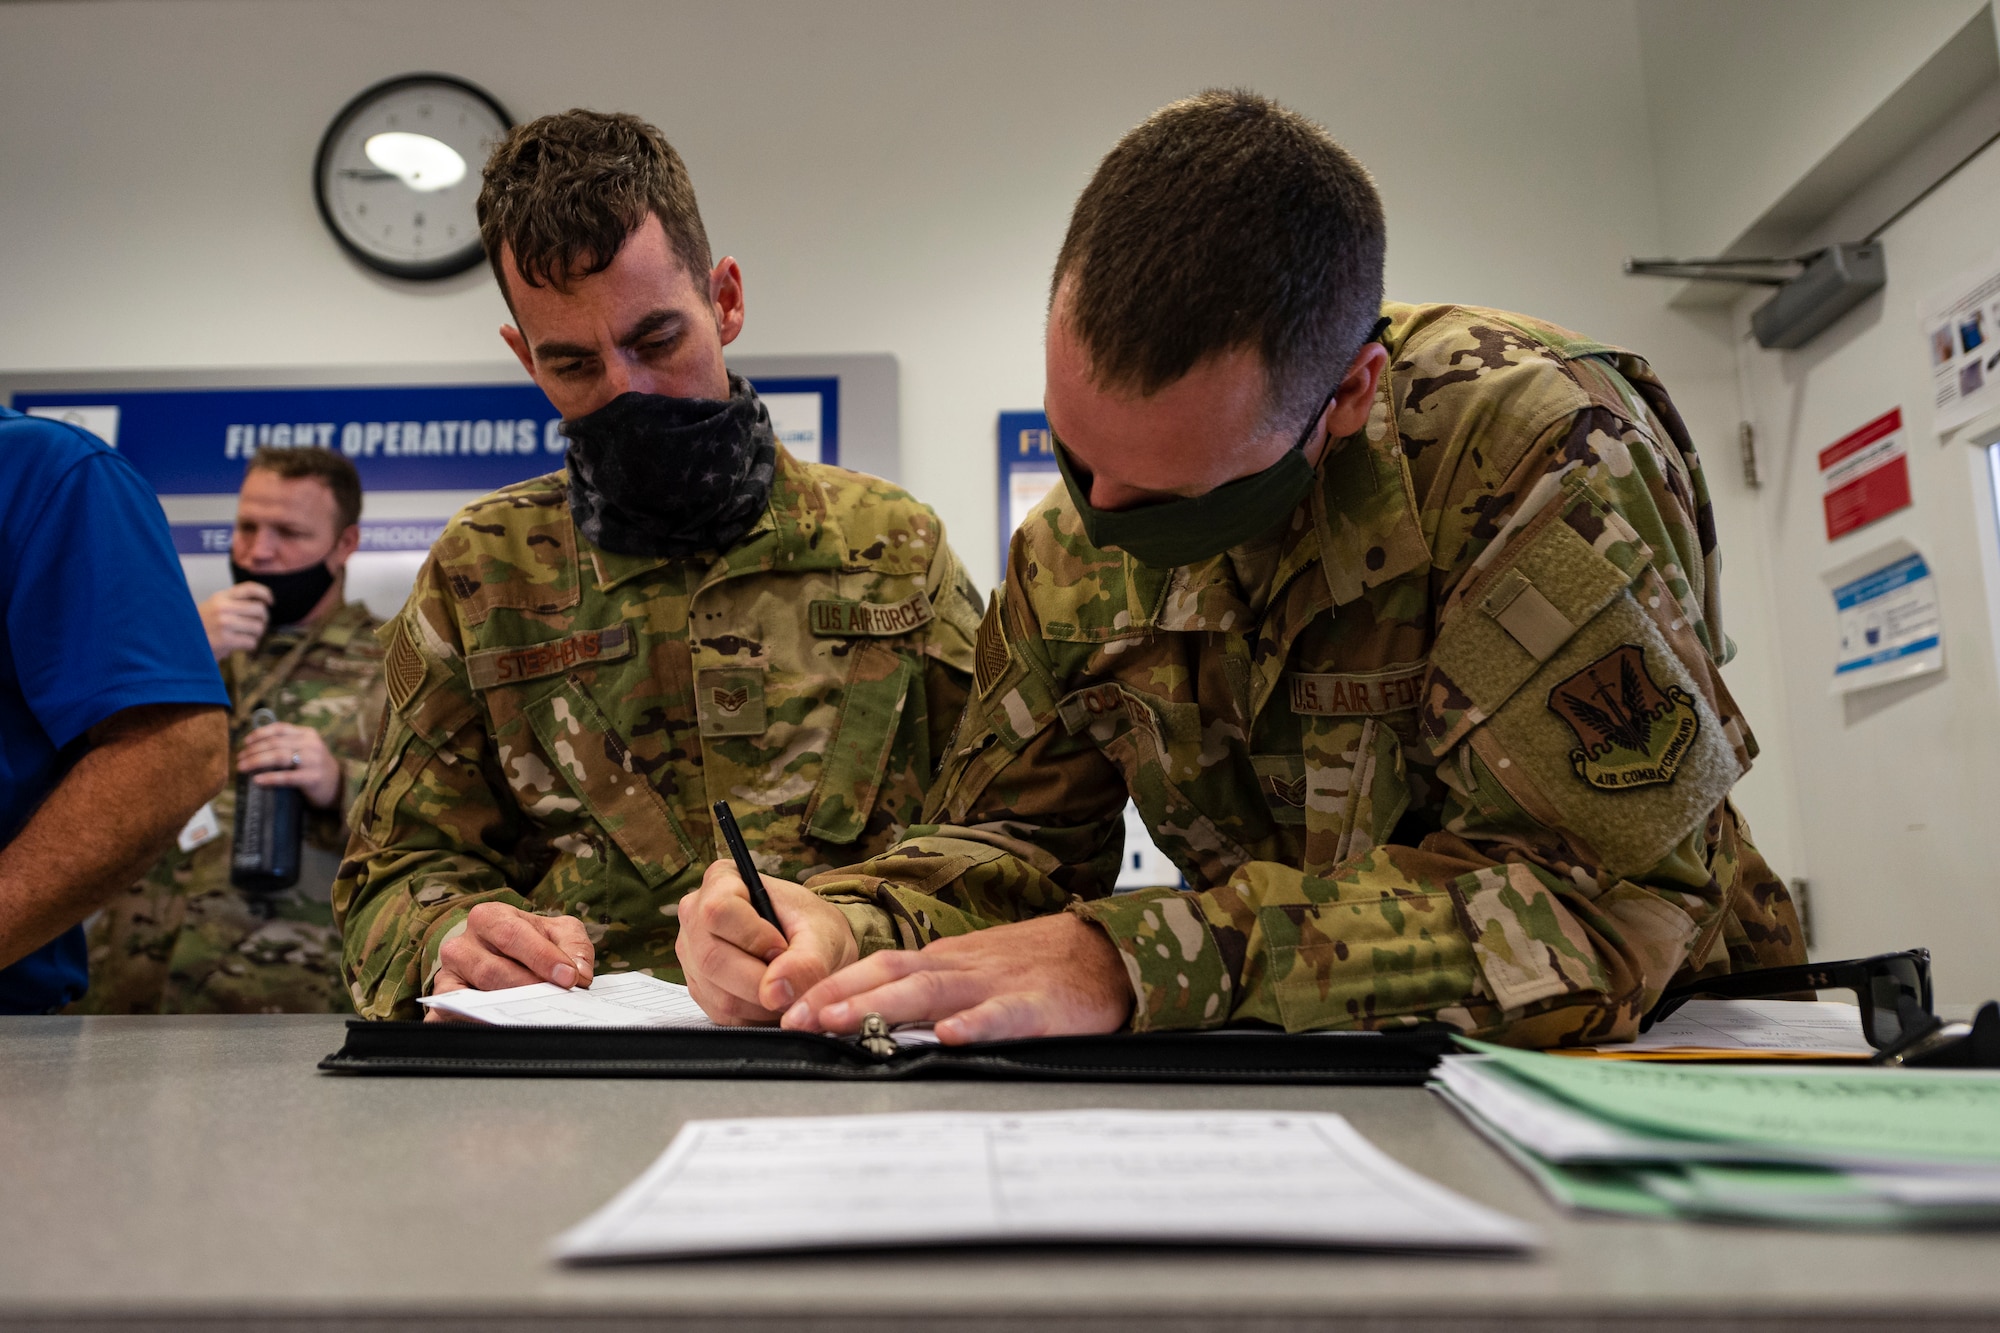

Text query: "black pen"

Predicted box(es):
[713, 799, 782, 931]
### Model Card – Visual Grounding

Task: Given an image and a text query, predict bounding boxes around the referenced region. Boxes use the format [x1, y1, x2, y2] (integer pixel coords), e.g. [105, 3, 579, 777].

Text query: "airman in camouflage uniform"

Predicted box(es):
[678, 91, 1803, 1049]
[804, 301, 1802, 1045]
[80, 452, 384, 1015]
[333, 449, 980, 1018]
[333, 108, 983, 1019]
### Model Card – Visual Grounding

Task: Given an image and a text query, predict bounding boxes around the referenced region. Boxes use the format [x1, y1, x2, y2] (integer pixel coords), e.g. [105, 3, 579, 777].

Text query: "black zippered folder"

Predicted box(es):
[317, 1020, 1455, 1085]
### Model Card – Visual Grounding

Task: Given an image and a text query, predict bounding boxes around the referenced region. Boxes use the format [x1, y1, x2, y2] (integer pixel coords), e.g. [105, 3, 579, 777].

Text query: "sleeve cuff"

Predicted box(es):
[832, 902, 902, 957]
[1068, 889, 1233, 1033]
[415, 889, 534, 995]
[421, 912, 472, 994]
[802, 873, 906, 957]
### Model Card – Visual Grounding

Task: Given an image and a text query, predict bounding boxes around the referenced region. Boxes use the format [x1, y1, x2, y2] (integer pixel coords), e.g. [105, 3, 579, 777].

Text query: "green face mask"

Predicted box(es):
[1053, 388, 1333, 570]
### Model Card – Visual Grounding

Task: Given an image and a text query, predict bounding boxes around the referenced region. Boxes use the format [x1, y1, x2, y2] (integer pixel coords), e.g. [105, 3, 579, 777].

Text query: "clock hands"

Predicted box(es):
[337, 168, 399, 182]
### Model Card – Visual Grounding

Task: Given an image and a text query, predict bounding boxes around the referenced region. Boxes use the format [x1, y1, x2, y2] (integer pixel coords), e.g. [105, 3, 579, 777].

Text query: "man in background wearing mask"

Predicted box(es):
[79, 447, 383, 1013]
[334, 110, 982, 1019]
[677, 90, 1804, 1048]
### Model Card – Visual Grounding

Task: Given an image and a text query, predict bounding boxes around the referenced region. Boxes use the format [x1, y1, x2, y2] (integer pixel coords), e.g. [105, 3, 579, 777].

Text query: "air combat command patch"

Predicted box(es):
[1546, 643, 1698, 791]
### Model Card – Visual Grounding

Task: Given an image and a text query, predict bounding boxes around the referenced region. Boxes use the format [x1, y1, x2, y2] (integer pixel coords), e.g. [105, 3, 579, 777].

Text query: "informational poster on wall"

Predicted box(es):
[997, 410, 1060, 573]
[1821, 538, 1943, 695]
[1819, 408, 1911, 540]
[1920, 250, 2000, 437]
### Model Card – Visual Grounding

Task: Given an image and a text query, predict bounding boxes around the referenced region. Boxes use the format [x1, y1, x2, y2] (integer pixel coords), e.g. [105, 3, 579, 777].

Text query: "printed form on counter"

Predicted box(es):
[554, 1109, 1539, 1261]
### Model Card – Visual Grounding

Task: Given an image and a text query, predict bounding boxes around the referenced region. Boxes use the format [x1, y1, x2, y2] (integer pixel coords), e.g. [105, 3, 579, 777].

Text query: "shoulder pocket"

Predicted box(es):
[521, 676, 696, 889]
[1421, 484, 1650, 755]
[1421, 484, 1742, 877]
[803, 643, 919, 846]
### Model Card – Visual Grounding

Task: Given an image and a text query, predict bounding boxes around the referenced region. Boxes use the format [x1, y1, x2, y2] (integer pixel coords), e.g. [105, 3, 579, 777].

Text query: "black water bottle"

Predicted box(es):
[230, 707, 302, 896]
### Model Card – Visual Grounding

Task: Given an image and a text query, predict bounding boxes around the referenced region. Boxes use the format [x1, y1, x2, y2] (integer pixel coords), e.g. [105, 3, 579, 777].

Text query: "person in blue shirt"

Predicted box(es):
[0, 406, 230, 1013]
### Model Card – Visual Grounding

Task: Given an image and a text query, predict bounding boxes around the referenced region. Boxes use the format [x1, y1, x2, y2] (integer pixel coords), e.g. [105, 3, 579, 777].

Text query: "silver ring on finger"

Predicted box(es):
[290, 751, 302, 768]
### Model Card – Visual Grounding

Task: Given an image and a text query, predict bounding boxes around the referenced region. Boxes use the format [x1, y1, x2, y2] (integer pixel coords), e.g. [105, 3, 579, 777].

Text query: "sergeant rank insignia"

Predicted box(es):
[696, 667, 767, 737]
[1546, 644, 1698, 791]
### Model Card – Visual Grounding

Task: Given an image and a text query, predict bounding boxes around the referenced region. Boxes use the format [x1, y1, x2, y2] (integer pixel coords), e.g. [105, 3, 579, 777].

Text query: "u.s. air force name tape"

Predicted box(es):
[808, 592, 934, 637]
[466, 625, 634, 689]
[1288, 664, 1427, 716]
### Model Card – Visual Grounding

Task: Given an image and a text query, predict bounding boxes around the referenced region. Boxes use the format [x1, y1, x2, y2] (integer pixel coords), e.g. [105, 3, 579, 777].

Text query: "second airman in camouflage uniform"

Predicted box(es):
[803, 299, 1800, 1046]
[80, 449, 383, 1014]
[334, 109, 979, 1019]
[676, 91, 1803, 1049]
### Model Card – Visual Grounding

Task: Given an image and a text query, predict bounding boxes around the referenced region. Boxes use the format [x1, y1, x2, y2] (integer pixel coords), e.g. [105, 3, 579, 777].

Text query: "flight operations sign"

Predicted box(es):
[11, 375, 838, 497]
[14, 383, 564, 495]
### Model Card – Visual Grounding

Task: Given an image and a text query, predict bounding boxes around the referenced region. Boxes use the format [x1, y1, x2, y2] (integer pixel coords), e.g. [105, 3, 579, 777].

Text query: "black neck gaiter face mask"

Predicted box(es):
[229, 558, 335, 630]
[560, 373, 777, 559]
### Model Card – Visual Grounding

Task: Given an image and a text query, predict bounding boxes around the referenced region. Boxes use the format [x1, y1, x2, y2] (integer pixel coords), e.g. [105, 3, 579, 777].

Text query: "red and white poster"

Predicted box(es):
[1820, 408, 1912, 541]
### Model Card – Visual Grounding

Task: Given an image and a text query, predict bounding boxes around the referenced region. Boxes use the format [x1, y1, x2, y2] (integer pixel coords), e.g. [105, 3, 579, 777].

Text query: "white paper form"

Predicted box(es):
[416, 972, 943, 1046]
[553, 1109, 1538, 1261]
[1599, 1000, 1873, 1058]
[419, 971, 721, 1028]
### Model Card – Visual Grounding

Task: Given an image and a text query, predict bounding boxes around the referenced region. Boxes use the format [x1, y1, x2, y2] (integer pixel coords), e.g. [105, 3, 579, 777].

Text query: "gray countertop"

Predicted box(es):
[3, 1014, 1999, 1331]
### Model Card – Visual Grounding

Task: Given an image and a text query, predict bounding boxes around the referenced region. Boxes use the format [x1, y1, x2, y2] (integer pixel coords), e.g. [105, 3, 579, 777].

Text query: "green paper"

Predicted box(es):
[1459, 1040, 2000, 1165]
[1637, 1163, 2000, 1227]
[1436, 1086, 1676, 1218]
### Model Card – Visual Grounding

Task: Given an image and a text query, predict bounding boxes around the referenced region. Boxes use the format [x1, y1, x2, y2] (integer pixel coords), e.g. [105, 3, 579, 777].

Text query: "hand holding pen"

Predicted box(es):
[676, 801, 861, 1025]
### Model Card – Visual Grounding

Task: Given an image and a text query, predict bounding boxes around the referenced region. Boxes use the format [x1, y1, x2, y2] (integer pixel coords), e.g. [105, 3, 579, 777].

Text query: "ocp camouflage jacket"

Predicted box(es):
[80, 600, 384, 1015]
[334, 447, 982, 1019]
[807, 303, 1803, 1047]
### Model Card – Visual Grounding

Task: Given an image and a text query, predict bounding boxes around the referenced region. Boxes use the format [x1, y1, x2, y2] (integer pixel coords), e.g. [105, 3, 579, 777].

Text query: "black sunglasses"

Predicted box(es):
[1641, 948, 1933, 1052]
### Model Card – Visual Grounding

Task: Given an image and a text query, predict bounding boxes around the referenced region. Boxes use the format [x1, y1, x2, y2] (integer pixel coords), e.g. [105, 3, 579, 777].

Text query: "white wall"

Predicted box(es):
[1638, 0, 1990, 260]
[1732, 132, 2000, 1009]
[0, 0, 1799, 877]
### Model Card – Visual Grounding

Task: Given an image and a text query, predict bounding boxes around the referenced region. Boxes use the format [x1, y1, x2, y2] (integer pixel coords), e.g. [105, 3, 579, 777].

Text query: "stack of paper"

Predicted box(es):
[1558, 999, 1874, 1060]
[555, 1109, 1539, 1261]
[1436, 1041, 2000, 1226]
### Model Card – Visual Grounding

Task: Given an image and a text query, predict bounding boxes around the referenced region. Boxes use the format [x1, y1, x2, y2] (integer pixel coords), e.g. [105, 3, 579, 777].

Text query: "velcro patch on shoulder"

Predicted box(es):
[1547, 643, 1699, 791]
[465, 625, 633, 690]
[973, 604, 1010, 697]
[384, 619, 427, 713]
[1288, 663, 1426, 716]
[808, 592, 935, 637]
[1421, 486, 1645, 756]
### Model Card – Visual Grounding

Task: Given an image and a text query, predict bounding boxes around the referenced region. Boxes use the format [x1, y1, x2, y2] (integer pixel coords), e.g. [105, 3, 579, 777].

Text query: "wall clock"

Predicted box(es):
[314, 74, 512, 280]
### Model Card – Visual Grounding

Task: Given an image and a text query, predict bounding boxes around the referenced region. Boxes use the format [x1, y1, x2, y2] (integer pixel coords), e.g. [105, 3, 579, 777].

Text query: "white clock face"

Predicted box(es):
[315, 76, 510, 279]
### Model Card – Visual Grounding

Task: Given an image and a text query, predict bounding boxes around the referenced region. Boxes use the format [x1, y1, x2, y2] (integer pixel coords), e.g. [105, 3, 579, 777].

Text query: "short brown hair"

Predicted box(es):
[245, 448, 362, 531]
[1053, 90, 1386, 424]
[477, 109, 712, 304]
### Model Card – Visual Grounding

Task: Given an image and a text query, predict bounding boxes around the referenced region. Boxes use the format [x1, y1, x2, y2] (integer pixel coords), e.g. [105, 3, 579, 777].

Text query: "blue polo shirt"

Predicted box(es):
[0, 407, 228, 1013]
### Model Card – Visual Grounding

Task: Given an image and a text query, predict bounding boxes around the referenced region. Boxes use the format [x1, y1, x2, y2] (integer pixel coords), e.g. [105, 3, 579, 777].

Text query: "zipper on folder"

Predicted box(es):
[856, 1012, 899, 1061]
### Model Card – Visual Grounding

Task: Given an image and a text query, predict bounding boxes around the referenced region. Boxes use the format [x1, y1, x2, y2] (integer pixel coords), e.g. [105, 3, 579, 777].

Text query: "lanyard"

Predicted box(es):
[228, 613, 335, 728]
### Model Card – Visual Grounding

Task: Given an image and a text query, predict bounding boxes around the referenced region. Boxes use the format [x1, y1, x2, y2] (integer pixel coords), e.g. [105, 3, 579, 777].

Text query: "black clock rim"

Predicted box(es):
[313, 72, 513, 281]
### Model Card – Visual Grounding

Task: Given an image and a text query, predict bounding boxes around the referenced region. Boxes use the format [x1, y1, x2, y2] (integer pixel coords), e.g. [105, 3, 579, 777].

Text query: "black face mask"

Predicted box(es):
[560, 373, 777, 558]
[229, 558, 335, 630]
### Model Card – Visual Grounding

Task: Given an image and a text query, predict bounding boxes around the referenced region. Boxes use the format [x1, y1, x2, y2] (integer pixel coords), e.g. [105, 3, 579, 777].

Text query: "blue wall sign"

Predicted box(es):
[13, 375, 838, 497]
[997, 409, 1058, 574]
